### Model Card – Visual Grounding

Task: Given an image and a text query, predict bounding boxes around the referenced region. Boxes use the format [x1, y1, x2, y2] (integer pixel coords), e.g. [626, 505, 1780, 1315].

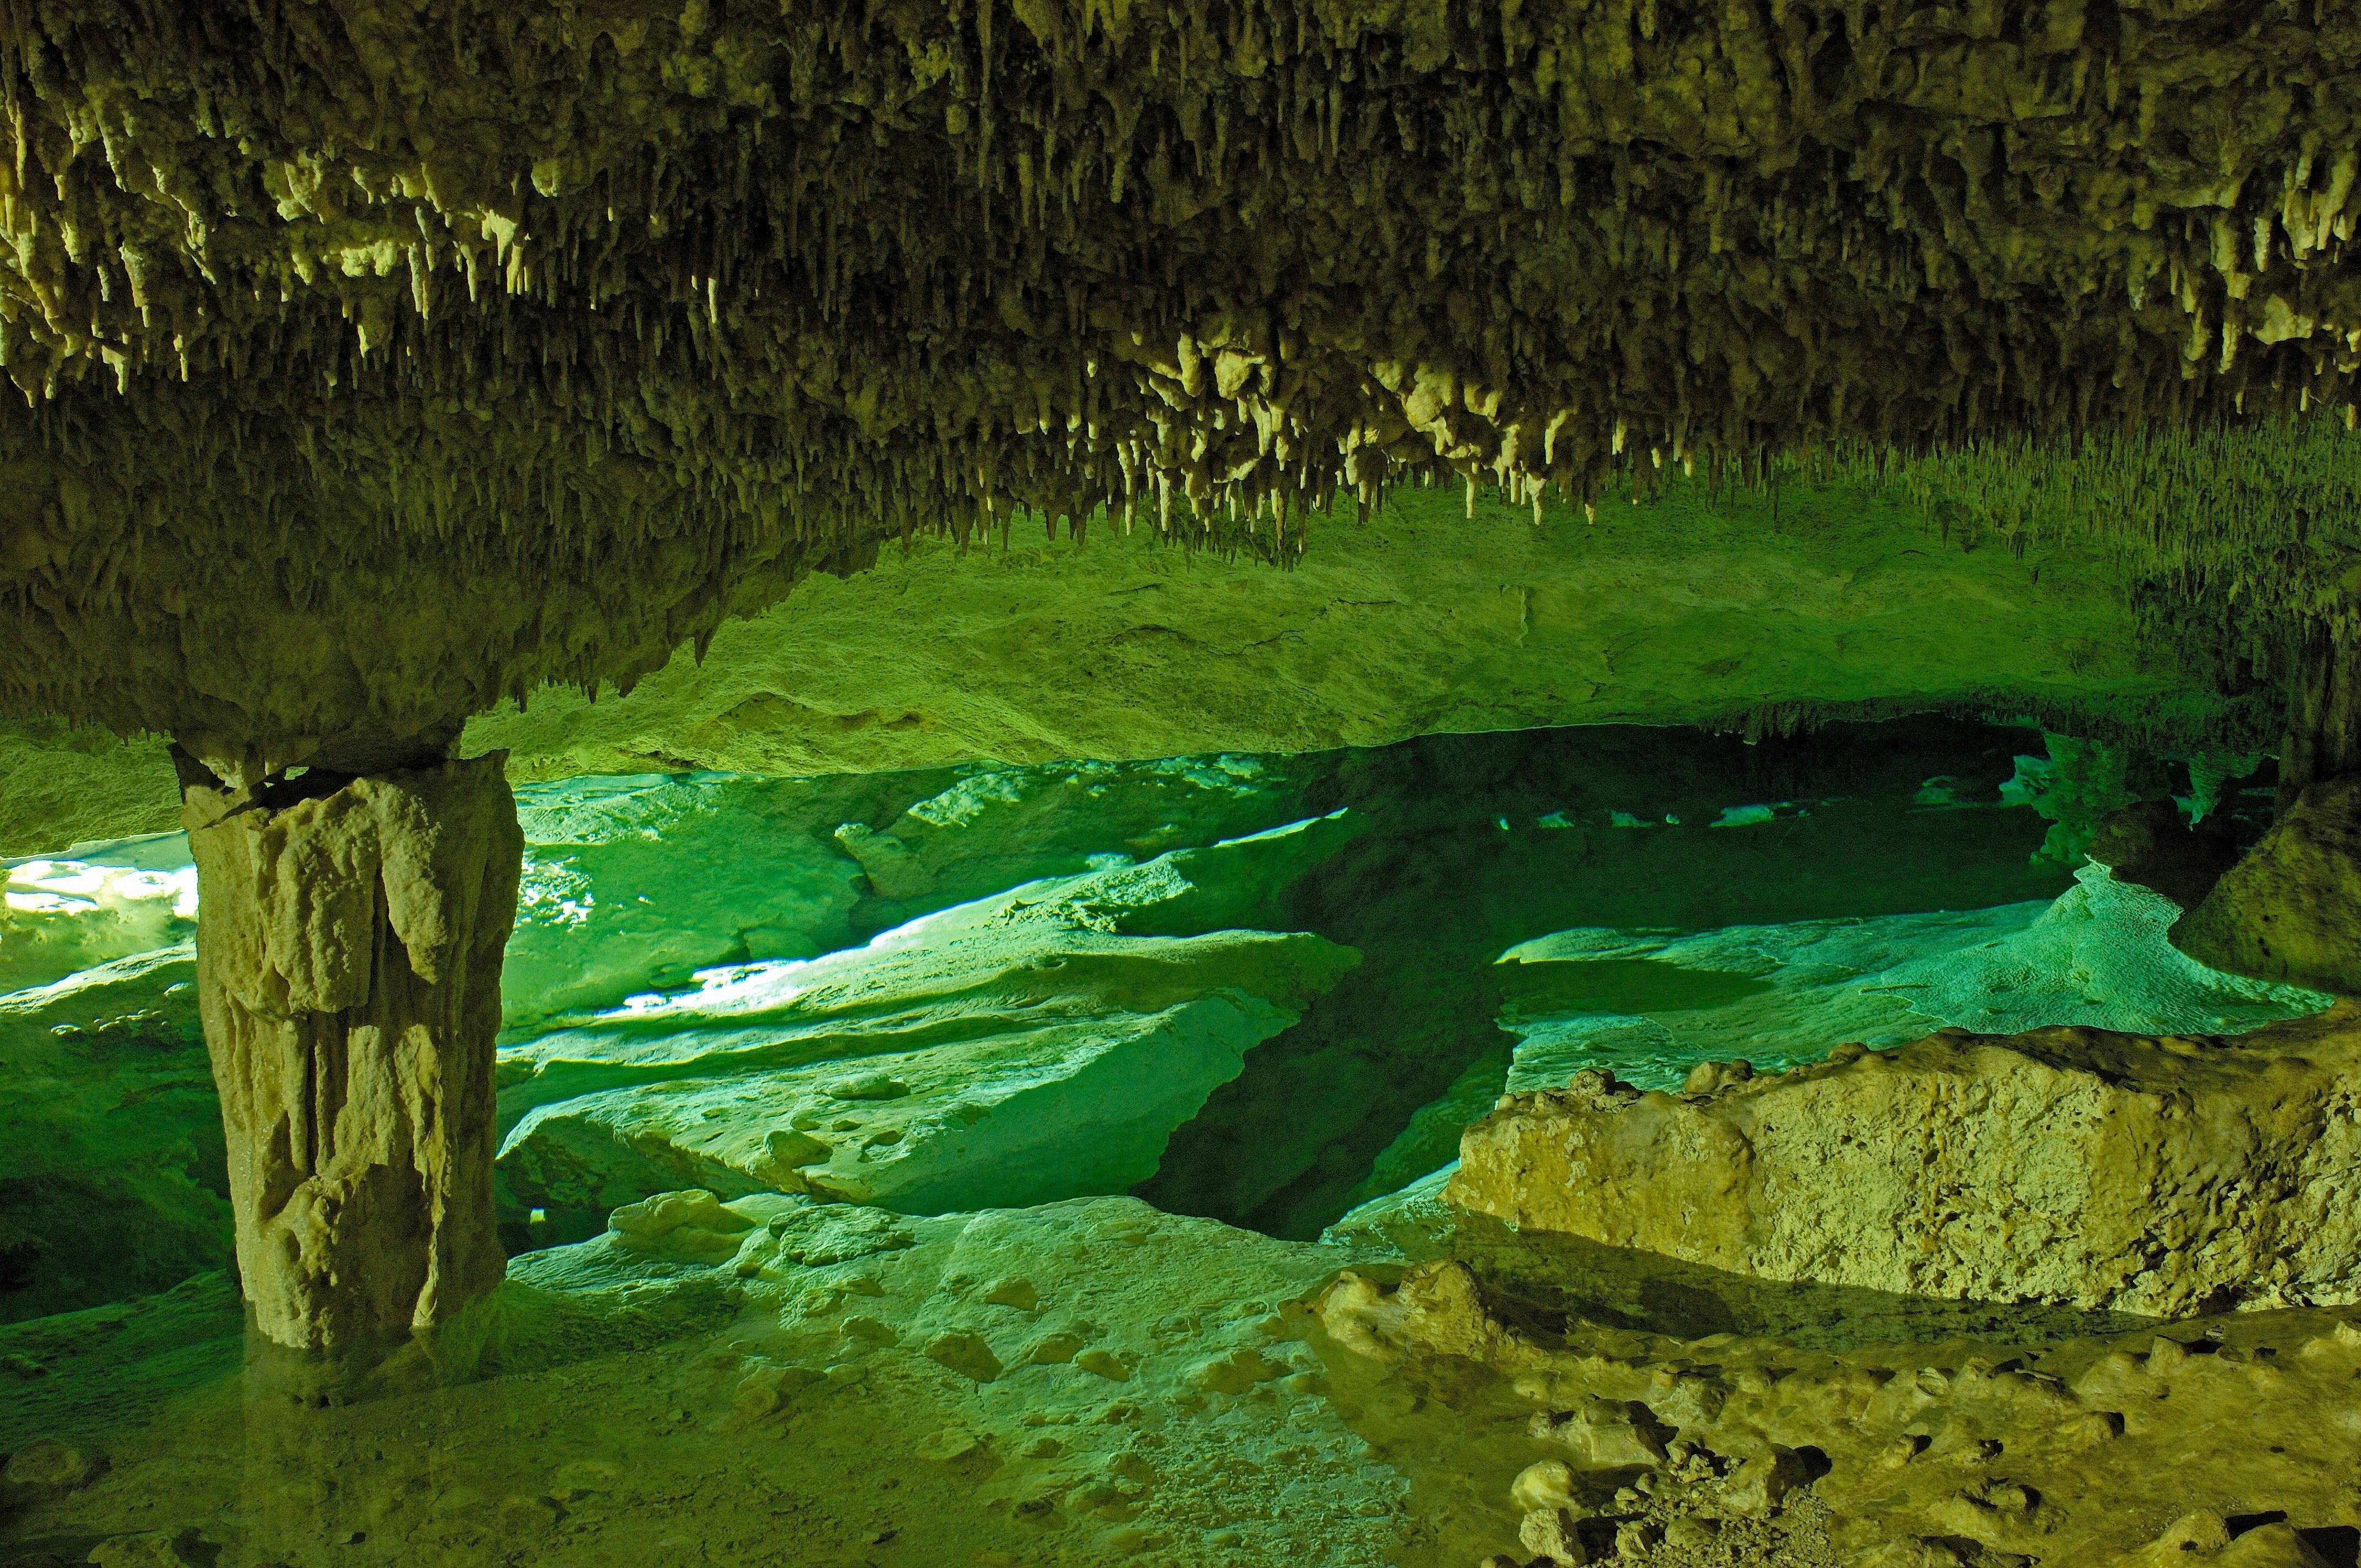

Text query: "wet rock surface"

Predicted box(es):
[2088, 798, 2243, 911]
[0, 949, 225, 1325]
[1449, 1007, 2361, 1316]
[494, 823, 1357, 1232]
[2175, 775, 2361, 997]
[1317, 1259, 2361, 1568]
[4, 720, 2350, 1566]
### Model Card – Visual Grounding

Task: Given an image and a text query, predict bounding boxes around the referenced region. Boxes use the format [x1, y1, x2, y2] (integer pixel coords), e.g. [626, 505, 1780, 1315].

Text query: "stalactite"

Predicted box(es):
[0, 0, 2355, 751]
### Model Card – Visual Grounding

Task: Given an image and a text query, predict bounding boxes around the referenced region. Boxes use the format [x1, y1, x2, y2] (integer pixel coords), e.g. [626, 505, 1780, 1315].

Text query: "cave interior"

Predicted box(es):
[6, 4, 2361, 1567]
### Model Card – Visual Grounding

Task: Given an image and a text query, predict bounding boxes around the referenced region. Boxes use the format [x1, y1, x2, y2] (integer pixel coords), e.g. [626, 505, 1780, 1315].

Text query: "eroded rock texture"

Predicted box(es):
[1447, 1006, 2361, 1316]
[1321, 1259, 2361, 1567]
[2, 3, 2360, 751]
[182, 755, 520, 1351]
[2175, 774, 2361, 995]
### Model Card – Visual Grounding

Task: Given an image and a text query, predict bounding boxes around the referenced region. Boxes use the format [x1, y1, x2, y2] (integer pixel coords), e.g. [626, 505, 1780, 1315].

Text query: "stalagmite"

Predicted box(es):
[177, 750, 521, 1352]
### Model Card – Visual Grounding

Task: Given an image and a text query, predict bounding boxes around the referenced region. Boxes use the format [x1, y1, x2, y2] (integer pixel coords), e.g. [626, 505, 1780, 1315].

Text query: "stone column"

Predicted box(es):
[179, 752, 522, 1353]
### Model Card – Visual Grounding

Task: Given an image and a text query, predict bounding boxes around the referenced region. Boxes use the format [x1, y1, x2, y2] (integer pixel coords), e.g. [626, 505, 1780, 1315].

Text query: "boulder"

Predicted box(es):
[2174, 776, 2361, 995]
[1446, 1007, 2361, 1316]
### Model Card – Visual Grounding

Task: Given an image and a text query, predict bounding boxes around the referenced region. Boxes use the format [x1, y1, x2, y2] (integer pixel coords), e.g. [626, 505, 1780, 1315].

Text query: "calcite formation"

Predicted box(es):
[2, 2, 2359, 753]
[1447, 1005, 2361, 1317]
[182, 754, 520, 1351]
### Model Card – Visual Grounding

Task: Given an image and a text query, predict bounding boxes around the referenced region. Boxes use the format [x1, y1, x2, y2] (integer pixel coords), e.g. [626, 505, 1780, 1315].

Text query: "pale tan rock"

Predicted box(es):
[2129, 1513, 2335, 1568]
[1519, 1505, 1589, 1565]
[1509, 1460, 1579, 1513]
[2175, 776, 2361, 995]
[1721, 1445, 1815, 1518]
[183, 754, 520, 1351]
[1527, 1399, 1670, 1469]
[923, 1331, 1004, 1384]
[1446, 1008, 2361, 1315]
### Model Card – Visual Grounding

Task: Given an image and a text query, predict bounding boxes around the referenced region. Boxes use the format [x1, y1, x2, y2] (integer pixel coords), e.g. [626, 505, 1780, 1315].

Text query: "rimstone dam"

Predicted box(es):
[9, 3, 2361, 1565]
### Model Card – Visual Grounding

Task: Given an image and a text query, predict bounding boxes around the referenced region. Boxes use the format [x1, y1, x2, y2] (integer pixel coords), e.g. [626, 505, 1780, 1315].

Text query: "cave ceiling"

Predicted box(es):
[2, 0, 2358, 774]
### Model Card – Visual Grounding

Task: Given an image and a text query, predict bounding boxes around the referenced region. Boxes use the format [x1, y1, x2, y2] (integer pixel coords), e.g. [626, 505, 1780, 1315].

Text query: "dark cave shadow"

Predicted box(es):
[1363, 1203, 2160, 1353]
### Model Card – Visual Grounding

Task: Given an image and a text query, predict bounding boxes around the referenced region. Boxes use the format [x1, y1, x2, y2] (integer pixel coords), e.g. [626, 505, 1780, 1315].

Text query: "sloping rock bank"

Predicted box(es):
[2175, 774, 2361, 997]
[1, 1194, 1410, 1568]
[1449, 1007, 2361, 1317]
[0, 948, 226, 1324]
[496, 819, 1358, 1229]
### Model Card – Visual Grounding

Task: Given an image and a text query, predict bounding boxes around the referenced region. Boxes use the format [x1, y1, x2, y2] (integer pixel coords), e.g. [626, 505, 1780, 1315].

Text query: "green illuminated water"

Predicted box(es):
[0, 718, 2322, 1568]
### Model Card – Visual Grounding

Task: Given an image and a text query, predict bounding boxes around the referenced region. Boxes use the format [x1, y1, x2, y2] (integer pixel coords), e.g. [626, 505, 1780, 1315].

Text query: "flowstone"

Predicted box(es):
[183, 755, 521, 1351]
[1492, 863, 2327, 1095]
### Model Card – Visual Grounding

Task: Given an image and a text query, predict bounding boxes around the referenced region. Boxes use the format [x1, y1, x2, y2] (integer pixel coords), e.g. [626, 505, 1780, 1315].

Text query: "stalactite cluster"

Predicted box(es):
[2, 0, 2357, 752]
[1831, 418, 2361, 680]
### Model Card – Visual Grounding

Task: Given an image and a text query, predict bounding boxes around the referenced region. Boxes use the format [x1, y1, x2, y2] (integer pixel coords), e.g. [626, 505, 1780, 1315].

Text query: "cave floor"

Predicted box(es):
[3, 1198, 2357, 1568]
[3, 720, 2351, 1567]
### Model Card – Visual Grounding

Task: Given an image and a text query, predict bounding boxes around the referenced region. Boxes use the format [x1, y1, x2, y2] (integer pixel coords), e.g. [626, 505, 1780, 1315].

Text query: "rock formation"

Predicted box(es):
[0, 945, 224, 1324]
[4, 3, 2360, 759]
[1319, 1255, 2361, 1568]
[1447, 1005, 2361, 1316]
[2175, 627, 2361, 997]
[2174, 775, 2361, 995]
[180, 753, 520, 1351]
[495, 823, 1357, 1227]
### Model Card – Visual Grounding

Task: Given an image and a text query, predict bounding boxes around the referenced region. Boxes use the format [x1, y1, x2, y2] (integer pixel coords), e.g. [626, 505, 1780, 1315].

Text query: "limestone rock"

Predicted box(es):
[1323, 1259, 2361, 1568]
[503, 773, 870, 1025]
[0, 836, 194, 997]
[458, 494, 2232, 786]
[1336, 753, 2253, 1233]
[1528, 1399, 1671, 1469]
[1494, 863, 2325, 1098]
[2175, 776, 2361, 995]
[3, 1438, 105, 1493]
[2130, 1515, 2336, 1568]
[500, 1193, 1399, 1562]
[85, 1529, 210, 1568]
[184, 755, 521, 1351]
[496, 827, 1355, 1223]
[1448, 1006, 2361, 1315]
[1720, 1445, 1817, 1518]
[1519, 1505, 1590, 1565]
